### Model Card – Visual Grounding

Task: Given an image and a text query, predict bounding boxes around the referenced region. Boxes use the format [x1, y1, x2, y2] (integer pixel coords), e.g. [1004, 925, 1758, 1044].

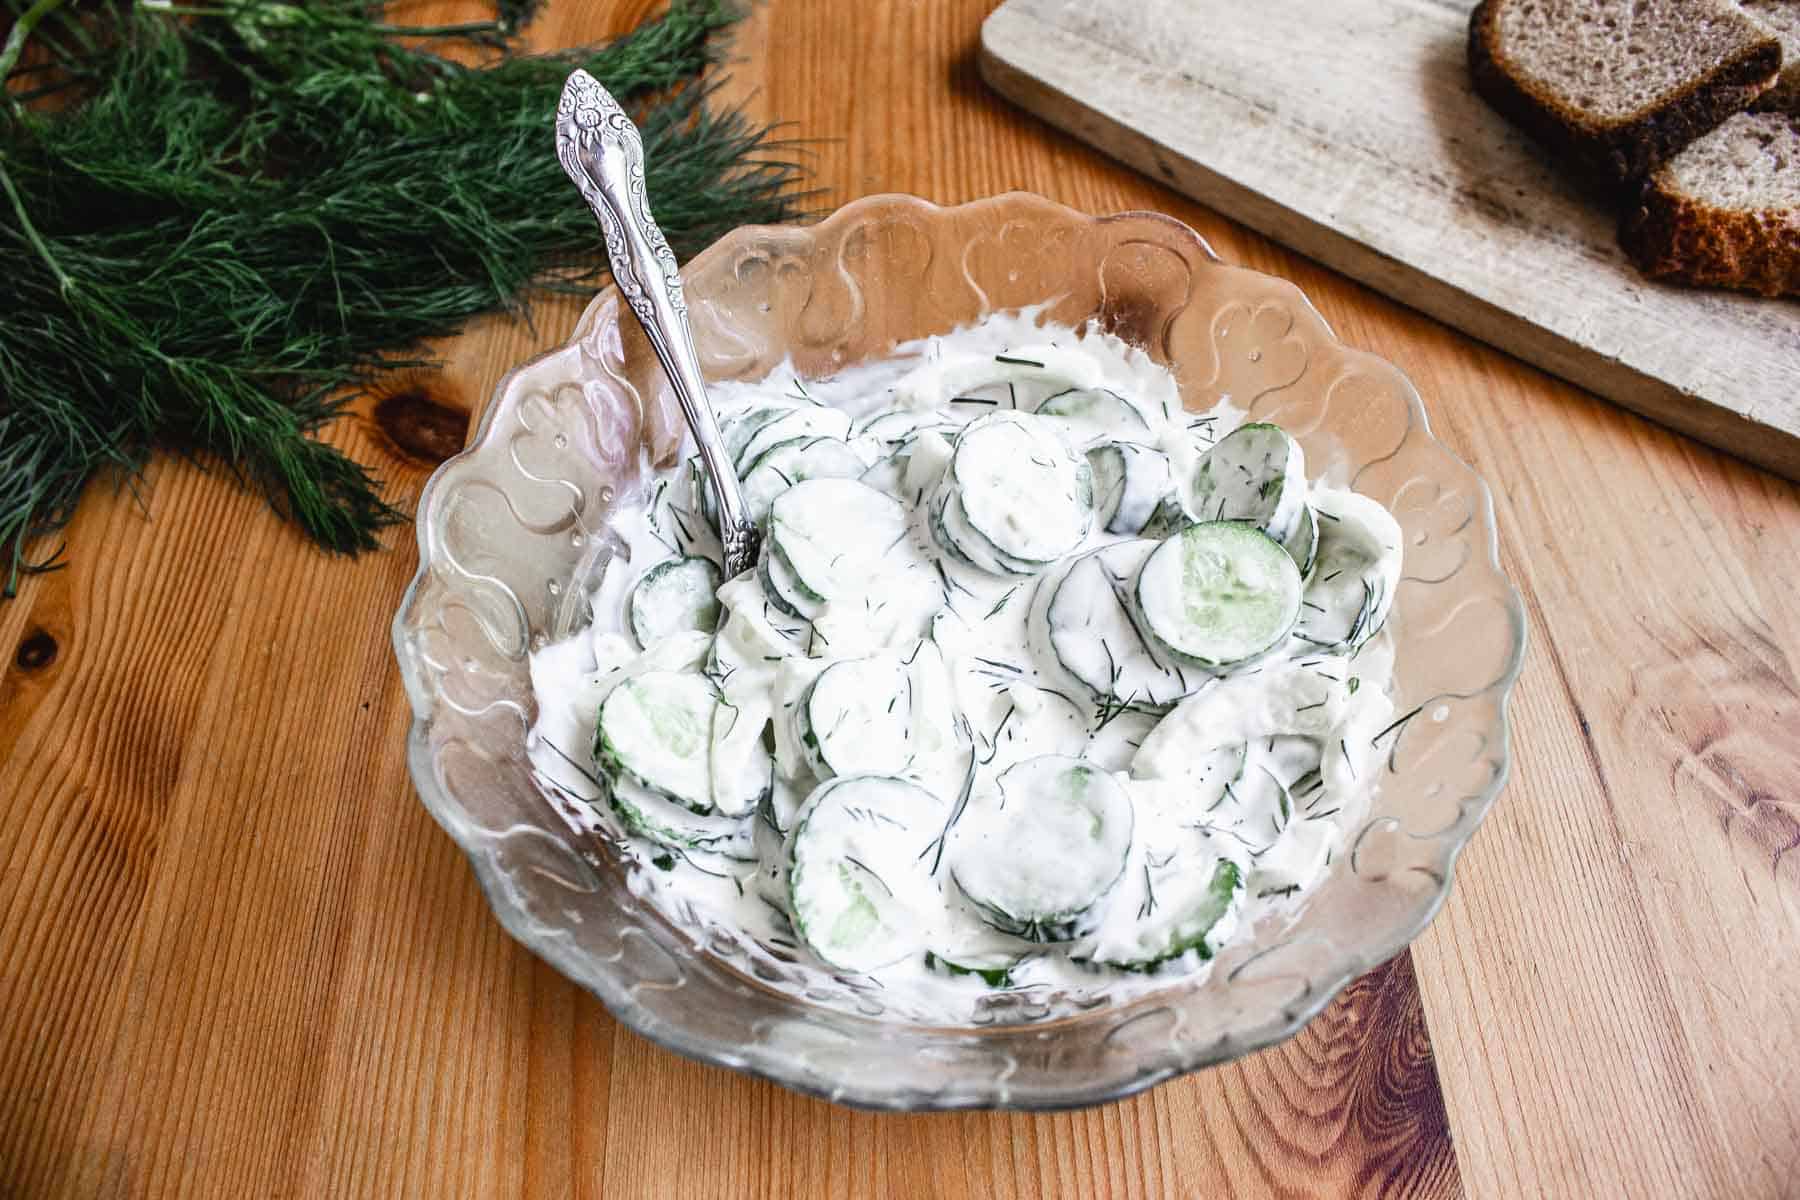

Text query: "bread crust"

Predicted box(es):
[1620, 178, 1800, 297]
[1468, 0, 1782, 189]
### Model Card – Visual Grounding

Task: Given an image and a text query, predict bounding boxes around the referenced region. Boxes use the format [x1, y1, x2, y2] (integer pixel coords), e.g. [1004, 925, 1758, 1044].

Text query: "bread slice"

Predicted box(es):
[1619, 110, 1800, 295]
[1741, 1, 1800, 113]
[1469, 0, 1783, 187]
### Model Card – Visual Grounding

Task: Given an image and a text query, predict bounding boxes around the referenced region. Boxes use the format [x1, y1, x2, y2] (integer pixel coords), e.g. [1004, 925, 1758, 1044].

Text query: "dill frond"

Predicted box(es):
[0, 0, 807, 594]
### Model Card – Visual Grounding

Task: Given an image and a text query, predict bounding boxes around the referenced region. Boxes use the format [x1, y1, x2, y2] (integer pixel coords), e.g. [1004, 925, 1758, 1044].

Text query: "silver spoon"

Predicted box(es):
[555, 69, 760, 579]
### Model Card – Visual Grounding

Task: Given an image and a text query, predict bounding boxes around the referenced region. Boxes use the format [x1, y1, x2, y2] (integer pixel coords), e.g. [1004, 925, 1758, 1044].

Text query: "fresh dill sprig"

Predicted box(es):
[0, 0, 807, 594]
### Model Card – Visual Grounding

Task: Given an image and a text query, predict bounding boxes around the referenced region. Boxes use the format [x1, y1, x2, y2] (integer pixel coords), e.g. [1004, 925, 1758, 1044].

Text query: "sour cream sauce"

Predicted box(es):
[527, 311, 1400, 1022]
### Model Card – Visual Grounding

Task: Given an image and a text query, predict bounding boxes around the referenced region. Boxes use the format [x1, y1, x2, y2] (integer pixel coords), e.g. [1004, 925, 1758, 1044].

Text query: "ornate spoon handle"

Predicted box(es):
[555, 69, 760, 578]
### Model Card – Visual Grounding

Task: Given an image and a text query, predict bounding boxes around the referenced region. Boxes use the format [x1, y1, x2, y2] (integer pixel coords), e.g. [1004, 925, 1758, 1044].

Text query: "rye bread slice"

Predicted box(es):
[1741, 1, 1800, 113]
[1469, 0, 1782, 188]
[1620, 110, 1800, 295]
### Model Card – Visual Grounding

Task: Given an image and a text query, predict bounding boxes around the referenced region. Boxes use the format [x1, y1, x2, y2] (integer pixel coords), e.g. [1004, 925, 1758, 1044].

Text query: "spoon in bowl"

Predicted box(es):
[554, 69, 760, 579]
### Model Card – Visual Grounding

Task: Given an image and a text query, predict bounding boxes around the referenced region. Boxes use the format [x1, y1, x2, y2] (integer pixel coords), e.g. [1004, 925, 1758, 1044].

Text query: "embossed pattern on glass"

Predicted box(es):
[392, 193, 1527, 1110]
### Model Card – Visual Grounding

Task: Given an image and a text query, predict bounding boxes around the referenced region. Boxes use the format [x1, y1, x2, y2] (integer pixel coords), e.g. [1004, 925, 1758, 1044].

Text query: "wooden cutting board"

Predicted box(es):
[979, 0, 1800, 480]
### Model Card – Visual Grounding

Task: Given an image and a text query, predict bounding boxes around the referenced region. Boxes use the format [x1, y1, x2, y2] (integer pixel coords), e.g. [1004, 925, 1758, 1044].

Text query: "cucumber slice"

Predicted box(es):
[922, 950, 1023, 988]
[740, 437, 867, 525]
[929, 487, 1047, 578]
[758, 543, 823, 621]
[788, 775, 947, 973]
[856, 408, 954, 444]
[768, 478, 909, 607]
[596, 671, 717, 812]
[1089, 857, 1241, 972]
[1188, 422, 1308, 547]
[1088, 442, 1175, 537]
[1131, 658, 1353, 784]
[628, 556, 722, 649]
[721, 405, 791, 465]
[734, 405, 853, 473]
[947, 412, 1093, 565]
[799, 655, 914, 778]
[1134, 522, 1302, 668]
[1035, 540, 1199, 713]
[925, 494, 991, 575]
[951, 756, 1134, 942]
[1035, 387, 1150, 437]
[607, 771, 754, 858]
[1294, 490, 1403, 653]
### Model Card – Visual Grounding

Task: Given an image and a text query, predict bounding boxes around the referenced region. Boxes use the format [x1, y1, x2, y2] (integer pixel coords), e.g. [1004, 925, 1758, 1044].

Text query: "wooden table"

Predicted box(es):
[3, 2, 1797, 1196]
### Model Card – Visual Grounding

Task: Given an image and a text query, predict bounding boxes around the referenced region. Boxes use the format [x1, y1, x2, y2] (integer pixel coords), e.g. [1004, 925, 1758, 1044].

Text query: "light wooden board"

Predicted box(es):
[3, 1, 1800, 1197]
[978, 0, 1800, 480]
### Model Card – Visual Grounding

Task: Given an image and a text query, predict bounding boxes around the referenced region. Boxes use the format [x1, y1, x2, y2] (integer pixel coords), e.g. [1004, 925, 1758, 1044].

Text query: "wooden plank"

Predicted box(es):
[977, 0, 1800, 480]
[1402, 348, 1800, 1198]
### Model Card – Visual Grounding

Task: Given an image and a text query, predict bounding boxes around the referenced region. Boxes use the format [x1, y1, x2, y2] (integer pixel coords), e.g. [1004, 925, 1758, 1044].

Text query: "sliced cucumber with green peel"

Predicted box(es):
[946, 412, 1092, 565]
[929, 487, 1046, 578]
[596, 671, 717, 813]
[721, 405, 791, 465]
[608, 771, 754, 858]
[1089, 857, 1241, 972]
[734, 405, 852, 473]
[788, 775, 946, 973]
[1034, 386, 1150, 436]
[1088, 442, 1175, 537]
[857, 408, 954, 443]
[1294, 490, 1403, 652]
[740, 437, 866, 525]
[951, 756, 1134, 942]
[922, 949, 1024, 988]
[768, 478, 908, 607]
[799, 655, 914, 778]
[628, 557, 722, 649]
[758, 543, 822, 621]
[1188, 422, 1307, 547]
[1135, 522, 1302, 667]
[1035, 539, 1198, 713]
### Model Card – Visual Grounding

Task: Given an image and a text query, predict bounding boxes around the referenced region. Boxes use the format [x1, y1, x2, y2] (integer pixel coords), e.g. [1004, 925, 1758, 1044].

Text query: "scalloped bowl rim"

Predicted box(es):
[390, 191, 1527, 1111]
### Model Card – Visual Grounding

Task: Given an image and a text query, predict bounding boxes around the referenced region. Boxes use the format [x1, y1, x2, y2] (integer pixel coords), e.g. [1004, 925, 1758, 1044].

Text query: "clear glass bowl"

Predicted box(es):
[391, 193, 1526, 1110]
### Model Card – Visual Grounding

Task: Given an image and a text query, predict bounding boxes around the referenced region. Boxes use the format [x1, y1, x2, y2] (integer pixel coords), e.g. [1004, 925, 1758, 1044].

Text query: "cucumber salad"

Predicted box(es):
[528, 311, 1403, 1022]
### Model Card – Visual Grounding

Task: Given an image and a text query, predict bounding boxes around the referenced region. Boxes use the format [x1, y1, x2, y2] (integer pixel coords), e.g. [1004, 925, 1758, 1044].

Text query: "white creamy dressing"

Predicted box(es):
[527, 311, 1401, 1023]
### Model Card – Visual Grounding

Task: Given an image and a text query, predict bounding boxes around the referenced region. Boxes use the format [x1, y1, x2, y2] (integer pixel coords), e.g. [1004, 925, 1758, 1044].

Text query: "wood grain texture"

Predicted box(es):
[978, 0, 1800, 481]
[2, 0, 1796, 1196]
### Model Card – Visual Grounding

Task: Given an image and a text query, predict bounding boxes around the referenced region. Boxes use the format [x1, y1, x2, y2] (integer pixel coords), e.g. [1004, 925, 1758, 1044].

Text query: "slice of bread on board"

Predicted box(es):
[1469, 0, 1782, 186]
[1620, 110, 1800, 295]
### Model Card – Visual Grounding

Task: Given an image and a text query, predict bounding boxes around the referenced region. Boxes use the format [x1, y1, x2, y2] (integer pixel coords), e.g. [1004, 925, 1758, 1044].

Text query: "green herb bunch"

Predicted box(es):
[0, 0, 804, 594]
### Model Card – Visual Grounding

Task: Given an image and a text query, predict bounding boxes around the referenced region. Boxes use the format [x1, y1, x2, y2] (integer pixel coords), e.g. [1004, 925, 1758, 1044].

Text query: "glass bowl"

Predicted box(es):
[391, 192, 1526, 1110]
